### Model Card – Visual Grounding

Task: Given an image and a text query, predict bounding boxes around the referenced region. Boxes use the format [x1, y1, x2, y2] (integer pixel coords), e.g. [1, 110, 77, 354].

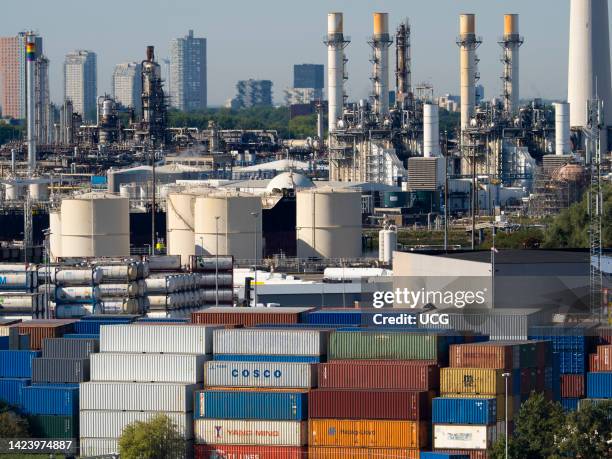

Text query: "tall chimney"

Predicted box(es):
[500, 14, 523, 115]
[325, 13, 349, 133]
[457, 14, 480, 134]
[26, 33, 37, 173]
[370, 13, 392, 116]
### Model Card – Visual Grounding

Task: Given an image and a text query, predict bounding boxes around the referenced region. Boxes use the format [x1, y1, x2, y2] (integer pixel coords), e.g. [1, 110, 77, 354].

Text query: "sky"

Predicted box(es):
[0, 0, 604, 106]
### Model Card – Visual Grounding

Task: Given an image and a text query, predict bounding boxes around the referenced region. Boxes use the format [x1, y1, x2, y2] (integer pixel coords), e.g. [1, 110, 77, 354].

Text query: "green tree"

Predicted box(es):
[481, 227, 545, 249]
[118, 413, 186, 459]
[490, 392, 566, 459]
[555, 400, 612, 459]
[0, 401, 30, 438]
[288, 114, 317, 138]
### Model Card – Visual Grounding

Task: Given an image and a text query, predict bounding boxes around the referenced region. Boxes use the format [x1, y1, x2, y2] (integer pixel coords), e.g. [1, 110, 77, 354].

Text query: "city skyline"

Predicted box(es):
[0, 0, 609, 107]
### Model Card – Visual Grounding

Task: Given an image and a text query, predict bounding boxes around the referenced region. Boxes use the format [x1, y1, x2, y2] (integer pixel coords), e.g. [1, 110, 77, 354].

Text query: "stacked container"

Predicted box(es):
[191, 255, 234, 308]
[39, 266, 102, 319]
[95, 261, 143, 315]
[192, 307, 314, 327]
[145, 273, 210, 313]
[583, 328, 612, 406]
[80, 324, 215, 457]
[0, 263, 44, 319]
[0, 348, 39, 407]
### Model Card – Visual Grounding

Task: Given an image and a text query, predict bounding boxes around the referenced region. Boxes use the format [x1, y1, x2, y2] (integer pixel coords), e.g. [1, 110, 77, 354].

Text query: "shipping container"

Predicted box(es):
[432, 398, 496, 425]
[590, 353, 600, 372]
[433, 424, 498, 450]
[317, 360, 439, 390]
[598, 327, 612, 345]
[449, 343, 517, 370]
[13, 320, 76, 350]
[90, 353, 209, 383]
[441, 394, 516, 422]
[213, 354, 321, 363]
[32, 358, 90, 383]
[309, 389, 429, 421]
[560, 374, 585, 398]
[79, 438, 120, 457]
[195, 390, 307, 420]
[21, 385, 78, 416]
[41, 338, 99, 359]
[308, 419, 428, 448]
[441, 368, 508, 395]
[213, 329, 328, 356]
[205, 361, 316, 389]
[80, 381, 197, 412]
[195, 419, 307, 446]
[586, 372, 612, 398]
[80, 410, 193, 439]
[309, 447, 420, 459]
[596, 345, 612, 371]
[433, 451, 488, 459]
[554, 351, 586, 374]
[192, 307, 314, 327]
[329, 331, 449, 361]
[0, 350, 40, 377]
[0, 378, 29, 406]
[195, 444, 307, 459]
[74, 318, 133, 335]
[100, 324, 220, 354]
[27, 414, 77, 438]
[561, 398, 580, 411]
[421, 454, 470, 459]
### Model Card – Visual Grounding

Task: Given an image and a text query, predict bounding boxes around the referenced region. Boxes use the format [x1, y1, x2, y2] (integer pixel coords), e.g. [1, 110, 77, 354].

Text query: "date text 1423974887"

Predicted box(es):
[1, 439, 76, 454]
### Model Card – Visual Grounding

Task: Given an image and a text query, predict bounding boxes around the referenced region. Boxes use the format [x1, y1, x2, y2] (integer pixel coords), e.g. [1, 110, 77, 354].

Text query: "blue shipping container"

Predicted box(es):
[586, 372, 612, 398]
[63, 334, 100, 340]
[213, 354, 322, 363]
[74, 319, 132, 334]
[0, 350, 40, 377]
[0, 378, 29, 406]
[555, 351, 586, 374]
[432, 397, 497, 425]
[195, 390, 307, 420]
[306, 310, 364, 325]
[0, 336, 8, 350]
[561, 398, 580, 412]
[21, 385, 79, 416]
[420, 453, 470, 459]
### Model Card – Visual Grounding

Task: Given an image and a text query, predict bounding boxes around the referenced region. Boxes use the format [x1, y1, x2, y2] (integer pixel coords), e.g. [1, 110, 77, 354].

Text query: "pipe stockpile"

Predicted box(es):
[0, 263, 44, 318]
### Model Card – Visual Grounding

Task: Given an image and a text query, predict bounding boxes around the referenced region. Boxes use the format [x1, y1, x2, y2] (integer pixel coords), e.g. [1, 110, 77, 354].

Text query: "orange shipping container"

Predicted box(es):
[309, 447, 420, 458]
[450, 343, 514, 369]
[596, 345, 612, 371]
[589, 353, 599, 372]
[308, 419, 428, 449]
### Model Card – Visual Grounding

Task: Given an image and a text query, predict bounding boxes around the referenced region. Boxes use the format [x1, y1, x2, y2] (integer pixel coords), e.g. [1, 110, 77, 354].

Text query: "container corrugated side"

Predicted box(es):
[442, 393, 515, 422]
[32, 358, 90, 383]
[450, 343, 517, 369]
[433, 424, 498, 450]
[308, 447, 420, 458]
[41, 337, 99, 359]
[432, 397, 496, 425]
[318, 360, 439, 390]
[328, 331, 447, 361]
[21, 386, 78, 416]
[586, 372, 612, 398]
[441, 368, 506, 395]
[596, 344, 612, 371]
[309, 389, 429, 421]
[213, 329, 328, 356]
[195, 419, 307, 446]
[560, 374, 585, 398]
[74, 319, 131, 335]
[100, 324, 220, 354]
[195, 390, 307, 420]
[90, 353, 209, 383]
[213, 354, 321, 363]
[80, 382, 198, 412]
[308, 419, 428, 448]
[191, 308, 312, 326]
[0, 378, 29, 406]
[80, 410, 193, 439]
[81, 438, 194, 459]
[0, 350, 40, 377]
[15, 321, 76, 350]
[205, 361, 316, 388]
[433, 450, 488, 459]
[195, 445, 307, 459]
[28, 414, 77, 438]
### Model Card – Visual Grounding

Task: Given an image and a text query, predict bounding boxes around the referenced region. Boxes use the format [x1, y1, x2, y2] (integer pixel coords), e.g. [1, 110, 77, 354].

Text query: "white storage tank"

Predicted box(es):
[4, 181, 24, 200]
[29, 182, 49, 201]
[60, 193, 129, 258]
[378, 225, 398, 264]
[296, 188, 362, 259]
[49, 210, 62, 261]
[166, 192, 198, 268]
[194, 193, 262, 260]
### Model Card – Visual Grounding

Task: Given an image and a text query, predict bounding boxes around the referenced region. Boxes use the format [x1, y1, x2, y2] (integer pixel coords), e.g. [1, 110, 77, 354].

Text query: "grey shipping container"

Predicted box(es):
[80, 410, 194, 439]
[42, 337, 99, 359]
[213, 329, 328, 356]
[32, 358, 90, 383]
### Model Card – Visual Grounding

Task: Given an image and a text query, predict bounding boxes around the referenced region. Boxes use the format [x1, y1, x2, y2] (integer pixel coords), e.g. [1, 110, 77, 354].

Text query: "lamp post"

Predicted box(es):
[502, 371, 511, 459]
[42, 228, 51, 319]
[215, 216, 220, 308]
[250, 211, 259, 307]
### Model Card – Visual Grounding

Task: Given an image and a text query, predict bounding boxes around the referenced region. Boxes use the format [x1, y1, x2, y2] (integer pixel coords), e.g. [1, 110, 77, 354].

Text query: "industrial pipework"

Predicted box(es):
[395, 19, 412, 109]
[499, 14, 523, 116]
[457, 14, 481, 134]
[26, 33, 37, 173]
[369, 13, 392, 117]
[325, 12, 350, 133]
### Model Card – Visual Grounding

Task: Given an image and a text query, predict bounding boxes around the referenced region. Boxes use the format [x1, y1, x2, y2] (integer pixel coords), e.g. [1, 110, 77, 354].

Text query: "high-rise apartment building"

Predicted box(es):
[112, 62, 142, 112]
[64, 50, 97, 121]
[169, 30, 207, 111]
[293, 64, 324, 90]
[231, 79, 273, 109]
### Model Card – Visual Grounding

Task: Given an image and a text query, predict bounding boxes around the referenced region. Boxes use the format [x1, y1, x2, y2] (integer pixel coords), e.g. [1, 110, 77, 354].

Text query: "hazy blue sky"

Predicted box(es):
[0, 0, 605, 106]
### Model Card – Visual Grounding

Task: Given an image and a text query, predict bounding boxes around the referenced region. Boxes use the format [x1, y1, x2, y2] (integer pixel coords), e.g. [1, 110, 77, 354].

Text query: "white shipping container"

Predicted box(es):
[80, 382, 198, 412]
[213, 329, 328, 356]
[100, 324, 219, 354]
[90, 353, 209, 383]
[80, 410, 194, 439]
[79, 438, 119, 457]
[205, 361, 317, 388]
[194, 419, 307, 446]
[433, 424, 498, 450]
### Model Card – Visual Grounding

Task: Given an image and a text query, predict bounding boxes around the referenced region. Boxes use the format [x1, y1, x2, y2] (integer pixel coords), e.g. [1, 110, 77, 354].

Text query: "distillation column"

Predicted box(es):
[26, 33, 37, 173]
[500, 14, 523, 115]
[423, 104, 441, 157]
[325, 13, 349, 133]
[555, 102, 572, 155]
[370, 13, 392, 117]
[395, 19, 412, 109]
[457, 14, 480, 135]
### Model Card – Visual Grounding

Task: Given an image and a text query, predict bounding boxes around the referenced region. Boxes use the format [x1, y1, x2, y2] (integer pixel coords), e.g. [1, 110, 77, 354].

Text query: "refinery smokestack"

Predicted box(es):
[423, 104, 441, 157]
[555, 102, 572, 155]
[26, 33, 37, 173]
[500, 14, 523, 115]
[326, 13, 349, 133]
[370, 13, 392, 116]
[457, 14, 480, 133]
[568, 0, 612, 135]
[395, 19, 412, 108]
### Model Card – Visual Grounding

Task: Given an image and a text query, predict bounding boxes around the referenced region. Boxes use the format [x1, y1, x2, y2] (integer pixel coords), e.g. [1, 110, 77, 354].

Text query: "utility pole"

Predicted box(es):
[444, 130, 449, 251]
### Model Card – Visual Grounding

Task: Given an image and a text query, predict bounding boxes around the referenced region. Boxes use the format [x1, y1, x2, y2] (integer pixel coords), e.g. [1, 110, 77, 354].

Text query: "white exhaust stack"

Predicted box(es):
[326, 12, 349, 133]
[500, 14, 523, 115]
[457, 14, 479, 134]
[555, 102, 572, 155]
[423, 104, 440, 157]
[370, 12, 392, 116]
[26, 33, 37, 173]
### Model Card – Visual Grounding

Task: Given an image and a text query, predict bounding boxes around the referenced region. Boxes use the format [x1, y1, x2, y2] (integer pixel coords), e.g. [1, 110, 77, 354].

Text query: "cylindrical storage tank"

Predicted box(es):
[53, 286, 100, 303]
[98, 283, 140, 298]
[49, 211, 62, 261]
[53, 268, 102, 286]
[201, 289, 233, 303]
[101, 298, 139, 314]
[555, 102, 571, 155]
[97, 264, 138, 282]
[167, 192, 197, 268]
[200, 273, 233, 287]
[296, 189, 362, 259]
[423, 104, 441, 157]
[29, 182, 49, 201]
[60, 193, 129, 258]
[380, 227, 397, 265]
[4, 182, 24, 201]
[194, 193, 263, 260]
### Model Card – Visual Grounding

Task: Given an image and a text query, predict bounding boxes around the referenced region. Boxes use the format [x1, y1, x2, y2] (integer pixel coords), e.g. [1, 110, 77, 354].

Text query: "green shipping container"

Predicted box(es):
[28, 414, 78, 438]
[329, 331, 448, 361]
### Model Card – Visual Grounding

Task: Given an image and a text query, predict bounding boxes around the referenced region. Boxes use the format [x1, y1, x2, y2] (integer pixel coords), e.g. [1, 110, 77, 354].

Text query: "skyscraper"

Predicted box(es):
[64, 50, 97, 121]
[231, 79, 273, 109]
[293, 64, 324, 90]
[112, 62, 142, 112]
[169, 30, 207, 111]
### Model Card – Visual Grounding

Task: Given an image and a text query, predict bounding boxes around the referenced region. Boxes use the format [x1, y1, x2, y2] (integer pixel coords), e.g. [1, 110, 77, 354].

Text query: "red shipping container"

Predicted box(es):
[195, 444, 306, 459]
[13, 320, 77, 350]
[435, 450, 489, 459]
[309, 389, 430, 421]
[191, 309, 310, 327]
[449, 343, 515, 369]
[317, 360, 439, 390]
[598, 326, 612, 345]
[560, 374, 585, 398]
[596, 345, 612, 371]
[589, 353, 600, 372]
